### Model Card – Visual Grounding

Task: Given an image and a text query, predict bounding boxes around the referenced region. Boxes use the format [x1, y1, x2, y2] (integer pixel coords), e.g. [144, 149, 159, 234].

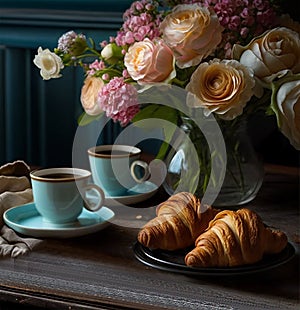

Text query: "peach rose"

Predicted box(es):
[271, 73, 300, 150]
[80, 76, 104, 115]
[159, 4, 223, 69]
[233, 27, 300, 84]
[186, 59, 255, 120]
[124, 38, 176, 85]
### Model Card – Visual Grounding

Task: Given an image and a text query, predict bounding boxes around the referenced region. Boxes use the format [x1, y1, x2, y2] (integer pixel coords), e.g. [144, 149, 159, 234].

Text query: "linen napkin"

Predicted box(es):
[0, 160, 43, 257]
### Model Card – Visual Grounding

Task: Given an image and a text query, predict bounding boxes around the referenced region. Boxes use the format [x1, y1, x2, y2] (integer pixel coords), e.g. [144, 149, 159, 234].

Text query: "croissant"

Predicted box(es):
[185, 208, 288, 267]
[137, 192, 220, 250]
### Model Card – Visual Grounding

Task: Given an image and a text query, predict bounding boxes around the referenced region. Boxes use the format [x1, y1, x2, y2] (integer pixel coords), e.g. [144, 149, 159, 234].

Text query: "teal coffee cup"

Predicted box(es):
[30, 167, 105, 224]
[88, 145, 150, 196]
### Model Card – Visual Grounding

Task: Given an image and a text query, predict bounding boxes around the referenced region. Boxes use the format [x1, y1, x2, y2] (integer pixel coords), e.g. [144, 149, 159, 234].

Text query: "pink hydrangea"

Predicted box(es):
[115, 0, 162, 46]
[98, 77, 140, 126]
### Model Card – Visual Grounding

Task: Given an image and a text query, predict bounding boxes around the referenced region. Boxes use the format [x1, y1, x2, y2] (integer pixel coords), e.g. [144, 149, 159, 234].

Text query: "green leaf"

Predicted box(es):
[156, 118, 177, 160]
[132, 104, 179, 159]
[132, 104, 161, 123]
[77, 111, 104, 126]
[153, 105, 179, 124]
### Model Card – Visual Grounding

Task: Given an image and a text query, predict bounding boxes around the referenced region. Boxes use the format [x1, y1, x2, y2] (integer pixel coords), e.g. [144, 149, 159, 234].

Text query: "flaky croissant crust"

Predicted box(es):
[137, 192, 219, 250]
[185, 208, 288, 267]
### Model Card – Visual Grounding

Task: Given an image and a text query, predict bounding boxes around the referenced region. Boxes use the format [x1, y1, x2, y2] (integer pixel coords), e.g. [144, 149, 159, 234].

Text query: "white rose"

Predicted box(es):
[33, 47, 64, 80]
[271, 73, 300, 150]
[233, 27, 300, 84]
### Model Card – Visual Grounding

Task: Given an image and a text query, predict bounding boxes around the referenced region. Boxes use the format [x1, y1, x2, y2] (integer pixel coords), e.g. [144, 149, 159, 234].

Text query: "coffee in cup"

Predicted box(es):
[88, 145, 150, 196]
[30, 167, 105, 224]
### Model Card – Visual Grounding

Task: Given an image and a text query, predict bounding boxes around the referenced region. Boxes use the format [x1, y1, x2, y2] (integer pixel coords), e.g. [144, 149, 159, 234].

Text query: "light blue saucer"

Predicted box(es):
[104, 181, 158, 206]
[3, 203, 115, 238]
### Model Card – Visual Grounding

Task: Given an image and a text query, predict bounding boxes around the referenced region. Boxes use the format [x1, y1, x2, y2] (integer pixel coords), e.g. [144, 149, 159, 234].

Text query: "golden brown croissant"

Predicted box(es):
[185, 208, 288, 267]
[137, 192, 220, 250]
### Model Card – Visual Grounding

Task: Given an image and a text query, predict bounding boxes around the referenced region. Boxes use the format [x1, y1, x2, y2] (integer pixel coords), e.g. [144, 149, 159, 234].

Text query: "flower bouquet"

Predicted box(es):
[33, 0, 300, 205]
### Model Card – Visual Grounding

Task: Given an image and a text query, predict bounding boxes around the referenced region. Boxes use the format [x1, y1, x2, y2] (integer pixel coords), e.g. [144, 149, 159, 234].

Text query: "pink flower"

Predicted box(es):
[102, 73, 110, 81]
[87, 59, 106, 75]
[240, 27, 249, 38]
[253, 0, 267, 11]
[122, 69, 130, 78]
[228, 16, 241, 31]
[98, 77, 139, 126]
[240, 8, 255, 26]
[135, 2, 144, 11]
[114, 0, 162, 46]
[100, 40, 108, 48]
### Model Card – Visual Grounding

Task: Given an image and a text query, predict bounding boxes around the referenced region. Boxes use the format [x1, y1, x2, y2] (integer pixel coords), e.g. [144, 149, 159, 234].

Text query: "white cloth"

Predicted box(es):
[0, 160, 43, 258]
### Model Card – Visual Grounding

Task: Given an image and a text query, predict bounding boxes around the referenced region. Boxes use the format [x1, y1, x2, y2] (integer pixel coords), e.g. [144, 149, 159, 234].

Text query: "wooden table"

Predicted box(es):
[0, 165, 299, 310]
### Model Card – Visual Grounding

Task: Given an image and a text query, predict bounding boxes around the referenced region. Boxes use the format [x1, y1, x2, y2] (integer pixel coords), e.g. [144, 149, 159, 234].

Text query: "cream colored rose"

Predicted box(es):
[33, 47, 64, 80]
[160, 4, 223, 69]
[233, 27, 300, 84]
[186, 59, 255, 120]
[124, 38, 176, 85]
[271, 74, 300, 150]
[80, 76, 104, 115]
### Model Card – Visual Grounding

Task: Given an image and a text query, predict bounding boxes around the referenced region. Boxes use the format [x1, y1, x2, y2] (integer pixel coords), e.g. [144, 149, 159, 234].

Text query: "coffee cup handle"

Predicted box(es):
[82, 184, 105, 212]
[130, 160, 150, 183]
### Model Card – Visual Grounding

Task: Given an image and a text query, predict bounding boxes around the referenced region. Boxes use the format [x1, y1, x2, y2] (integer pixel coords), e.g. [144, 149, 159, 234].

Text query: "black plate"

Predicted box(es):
[134, 242, 296, 276]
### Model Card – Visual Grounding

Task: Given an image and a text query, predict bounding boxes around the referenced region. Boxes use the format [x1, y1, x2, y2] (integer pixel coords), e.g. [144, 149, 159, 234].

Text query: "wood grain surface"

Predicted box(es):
[0, 167, 299, 310]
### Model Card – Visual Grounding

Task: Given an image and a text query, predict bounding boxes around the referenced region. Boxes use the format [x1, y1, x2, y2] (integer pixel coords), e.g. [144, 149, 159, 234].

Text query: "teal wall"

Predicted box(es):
[0, 1, 133, 167]
[0, 0, 132, 11]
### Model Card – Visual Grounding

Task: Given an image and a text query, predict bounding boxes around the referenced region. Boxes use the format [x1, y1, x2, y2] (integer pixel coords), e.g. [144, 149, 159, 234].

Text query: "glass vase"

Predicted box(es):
[163, 116, 264, 207]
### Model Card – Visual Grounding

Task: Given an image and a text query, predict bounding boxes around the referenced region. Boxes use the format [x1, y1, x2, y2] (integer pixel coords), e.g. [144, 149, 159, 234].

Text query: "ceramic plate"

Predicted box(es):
[105, 181, 158, 206]
[4, 203, 115, 238]
[134, 242, 296, 276]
